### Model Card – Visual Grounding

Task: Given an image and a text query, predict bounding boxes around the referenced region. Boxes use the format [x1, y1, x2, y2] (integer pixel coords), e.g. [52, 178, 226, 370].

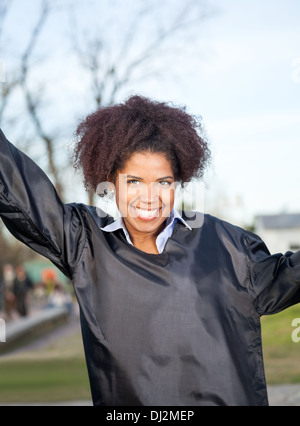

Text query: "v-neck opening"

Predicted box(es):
[116, 221, 184, 258]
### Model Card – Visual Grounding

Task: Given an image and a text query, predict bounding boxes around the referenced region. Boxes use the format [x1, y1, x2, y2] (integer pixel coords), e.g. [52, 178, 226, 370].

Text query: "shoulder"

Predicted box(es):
[183, 211, 258, 248]
[205, 214, 269, 256]
[182, 210, 245, 234]
[69, 203, 115, 228]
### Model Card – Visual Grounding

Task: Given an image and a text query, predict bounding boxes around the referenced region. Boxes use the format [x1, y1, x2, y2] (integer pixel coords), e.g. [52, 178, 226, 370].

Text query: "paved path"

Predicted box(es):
[1, 387, 300, 405]
[0, 307, 69, 355]
[268, 384, 300, 406]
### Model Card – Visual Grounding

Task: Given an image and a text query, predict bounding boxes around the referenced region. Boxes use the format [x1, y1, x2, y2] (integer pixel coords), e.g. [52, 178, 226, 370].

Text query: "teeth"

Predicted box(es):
[135, 208, 159, 218]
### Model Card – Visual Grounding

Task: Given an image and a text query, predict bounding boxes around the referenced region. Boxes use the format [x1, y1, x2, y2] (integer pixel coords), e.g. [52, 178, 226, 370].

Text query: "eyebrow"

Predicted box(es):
[126, 175, 174, 181]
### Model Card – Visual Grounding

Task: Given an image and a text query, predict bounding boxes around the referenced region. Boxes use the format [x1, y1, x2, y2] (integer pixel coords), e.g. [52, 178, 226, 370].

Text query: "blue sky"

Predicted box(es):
[1, 0, 300, 226]
[183, 0, 300, 224]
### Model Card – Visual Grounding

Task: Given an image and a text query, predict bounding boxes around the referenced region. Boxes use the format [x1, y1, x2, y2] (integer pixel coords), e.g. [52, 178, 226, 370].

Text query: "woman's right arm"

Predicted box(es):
[0, 129, 86, 279]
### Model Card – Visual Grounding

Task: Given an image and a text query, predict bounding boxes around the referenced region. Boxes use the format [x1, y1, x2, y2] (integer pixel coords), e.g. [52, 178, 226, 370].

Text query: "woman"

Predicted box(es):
[0, 96, 300, 406]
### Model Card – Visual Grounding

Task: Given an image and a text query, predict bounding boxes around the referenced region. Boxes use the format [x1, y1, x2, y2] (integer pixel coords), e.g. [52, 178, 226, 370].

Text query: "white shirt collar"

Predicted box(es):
[101, 208, 191, 253]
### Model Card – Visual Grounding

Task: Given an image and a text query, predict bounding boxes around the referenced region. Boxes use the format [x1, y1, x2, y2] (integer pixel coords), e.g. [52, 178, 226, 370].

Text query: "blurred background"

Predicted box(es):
[0, 0, 300, 405]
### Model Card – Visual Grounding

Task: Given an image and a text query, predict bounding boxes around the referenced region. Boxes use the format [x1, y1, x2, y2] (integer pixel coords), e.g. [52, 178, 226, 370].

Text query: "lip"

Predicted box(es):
[132, 206, 161, 221]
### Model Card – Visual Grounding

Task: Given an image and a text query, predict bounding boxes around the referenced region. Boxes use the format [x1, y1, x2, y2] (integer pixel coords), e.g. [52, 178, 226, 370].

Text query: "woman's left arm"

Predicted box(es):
[245, 230, 300, 316]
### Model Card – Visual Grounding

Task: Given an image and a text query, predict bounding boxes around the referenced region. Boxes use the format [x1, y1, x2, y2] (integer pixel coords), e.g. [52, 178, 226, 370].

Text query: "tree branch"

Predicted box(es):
[19, 0, 64, 198]
[72, 0, 211, 108]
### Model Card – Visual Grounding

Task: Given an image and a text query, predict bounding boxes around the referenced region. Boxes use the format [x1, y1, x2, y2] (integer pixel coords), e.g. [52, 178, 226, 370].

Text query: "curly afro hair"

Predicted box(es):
[73, 95, 210, 193]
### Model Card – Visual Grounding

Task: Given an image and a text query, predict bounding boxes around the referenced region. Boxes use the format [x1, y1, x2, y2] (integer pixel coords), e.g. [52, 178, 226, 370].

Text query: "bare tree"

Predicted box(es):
[0, 1, 18, 123]
[70, 0, 212, 203]
[1, 0, 213, 206]
[0, 0, 66, 199]
[0, 0, 10, 40]
[0, 1, 64, 269]
[0, 0, 213, 267]
[19, 0, 65, 199]
[71, 0, 212, 108]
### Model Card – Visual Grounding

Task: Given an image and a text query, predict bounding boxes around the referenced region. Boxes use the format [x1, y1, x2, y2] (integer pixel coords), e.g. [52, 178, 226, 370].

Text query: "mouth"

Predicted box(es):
[132, 206, 161, 221]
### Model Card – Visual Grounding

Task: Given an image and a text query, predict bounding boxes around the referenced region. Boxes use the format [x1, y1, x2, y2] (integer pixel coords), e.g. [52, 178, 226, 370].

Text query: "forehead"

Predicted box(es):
[120, 152, 174, 176]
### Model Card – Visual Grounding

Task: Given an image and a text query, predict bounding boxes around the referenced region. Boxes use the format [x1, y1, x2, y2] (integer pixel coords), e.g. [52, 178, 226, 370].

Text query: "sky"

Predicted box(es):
[1, 0, 300, 227]
[167, 0, 300, 225]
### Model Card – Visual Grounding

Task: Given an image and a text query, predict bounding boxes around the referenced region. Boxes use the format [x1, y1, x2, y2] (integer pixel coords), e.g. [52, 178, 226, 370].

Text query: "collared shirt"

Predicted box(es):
[101, 208, 192, 253]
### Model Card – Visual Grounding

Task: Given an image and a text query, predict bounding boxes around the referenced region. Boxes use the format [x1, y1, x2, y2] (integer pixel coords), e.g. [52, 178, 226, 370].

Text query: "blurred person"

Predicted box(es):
[32, 282, 47, 309]
[1, 96, 300, 406]
[41, 268, 57, 297]
[47, 283, 73, 315]
[2, 264, 16, 321]
[13, 265, 33, 317]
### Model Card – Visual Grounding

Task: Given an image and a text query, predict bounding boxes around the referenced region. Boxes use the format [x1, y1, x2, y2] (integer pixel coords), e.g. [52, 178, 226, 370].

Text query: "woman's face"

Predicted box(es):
[115, 151, 176, 237]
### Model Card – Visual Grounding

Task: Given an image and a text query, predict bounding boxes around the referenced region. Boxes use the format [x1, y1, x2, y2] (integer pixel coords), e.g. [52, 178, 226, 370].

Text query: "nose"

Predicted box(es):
[127, 182, 160, 206]
[139, 183, 159, 204]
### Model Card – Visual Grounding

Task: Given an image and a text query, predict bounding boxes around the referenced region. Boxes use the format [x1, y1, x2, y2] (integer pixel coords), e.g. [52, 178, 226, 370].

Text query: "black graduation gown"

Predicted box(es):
[1, 129, 300, 406]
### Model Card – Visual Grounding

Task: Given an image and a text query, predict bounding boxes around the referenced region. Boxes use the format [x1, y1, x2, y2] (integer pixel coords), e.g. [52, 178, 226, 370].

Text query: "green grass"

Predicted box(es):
[1, 306, 300, 403]
[0, 358, 90, 403]
[261, 304, 300, 384]
[0, 327, 92, 403]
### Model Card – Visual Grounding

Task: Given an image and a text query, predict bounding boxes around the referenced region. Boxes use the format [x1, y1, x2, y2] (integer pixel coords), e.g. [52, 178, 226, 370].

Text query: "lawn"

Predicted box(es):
[0, 305, 300, 403]
[0, 358, 90, 403]
[261, 304, 300, 385]
[0, 325, 92, 403]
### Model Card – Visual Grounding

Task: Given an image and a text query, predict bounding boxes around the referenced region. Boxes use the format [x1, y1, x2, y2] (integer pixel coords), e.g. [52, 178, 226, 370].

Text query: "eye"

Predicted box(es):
[127, 179, 142, 185]
[158, 181, 172, 187]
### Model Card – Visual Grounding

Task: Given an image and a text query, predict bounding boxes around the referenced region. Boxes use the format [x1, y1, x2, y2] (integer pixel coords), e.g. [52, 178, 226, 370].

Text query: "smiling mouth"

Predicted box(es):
[133, 206, 161, 220]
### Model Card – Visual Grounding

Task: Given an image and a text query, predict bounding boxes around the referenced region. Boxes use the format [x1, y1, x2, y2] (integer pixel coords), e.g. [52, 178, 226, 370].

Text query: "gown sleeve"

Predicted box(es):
[0, 129, 86, 279]
[244, 230, 300, 316]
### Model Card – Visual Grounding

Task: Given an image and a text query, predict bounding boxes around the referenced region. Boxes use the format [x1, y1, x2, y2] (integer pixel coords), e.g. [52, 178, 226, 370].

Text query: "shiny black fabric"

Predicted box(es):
[1, 129, 300, 406]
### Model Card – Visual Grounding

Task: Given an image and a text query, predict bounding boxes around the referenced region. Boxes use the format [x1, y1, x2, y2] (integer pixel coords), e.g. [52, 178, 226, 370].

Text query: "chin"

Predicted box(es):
[126, 216, 167, 234]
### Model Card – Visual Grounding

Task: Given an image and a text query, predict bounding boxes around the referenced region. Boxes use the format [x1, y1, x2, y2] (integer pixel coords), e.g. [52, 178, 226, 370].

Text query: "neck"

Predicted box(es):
[132, 238, 159, 255]
[124, 221, 166, 254]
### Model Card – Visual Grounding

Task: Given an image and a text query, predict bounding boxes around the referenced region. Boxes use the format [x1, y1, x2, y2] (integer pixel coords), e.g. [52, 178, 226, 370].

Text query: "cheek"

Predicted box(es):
[115, 189, 123, 210]
[161, 189, 175, 208]
[115, 189, 133, 215]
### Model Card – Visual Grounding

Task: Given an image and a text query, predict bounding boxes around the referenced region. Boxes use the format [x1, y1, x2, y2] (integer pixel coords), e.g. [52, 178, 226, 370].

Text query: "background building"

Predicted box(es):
[255, 213, 300, 254]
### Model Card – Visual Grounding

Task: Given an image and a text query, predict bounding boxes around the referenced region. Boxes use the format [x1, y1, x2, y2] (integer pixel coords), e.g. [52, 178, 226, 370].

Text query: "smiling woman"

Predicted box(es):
[113, 151, 176, 254]
[74, 95, 210, 254]
[1, 96, 300, 406]
[73, 95, 210, 191]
